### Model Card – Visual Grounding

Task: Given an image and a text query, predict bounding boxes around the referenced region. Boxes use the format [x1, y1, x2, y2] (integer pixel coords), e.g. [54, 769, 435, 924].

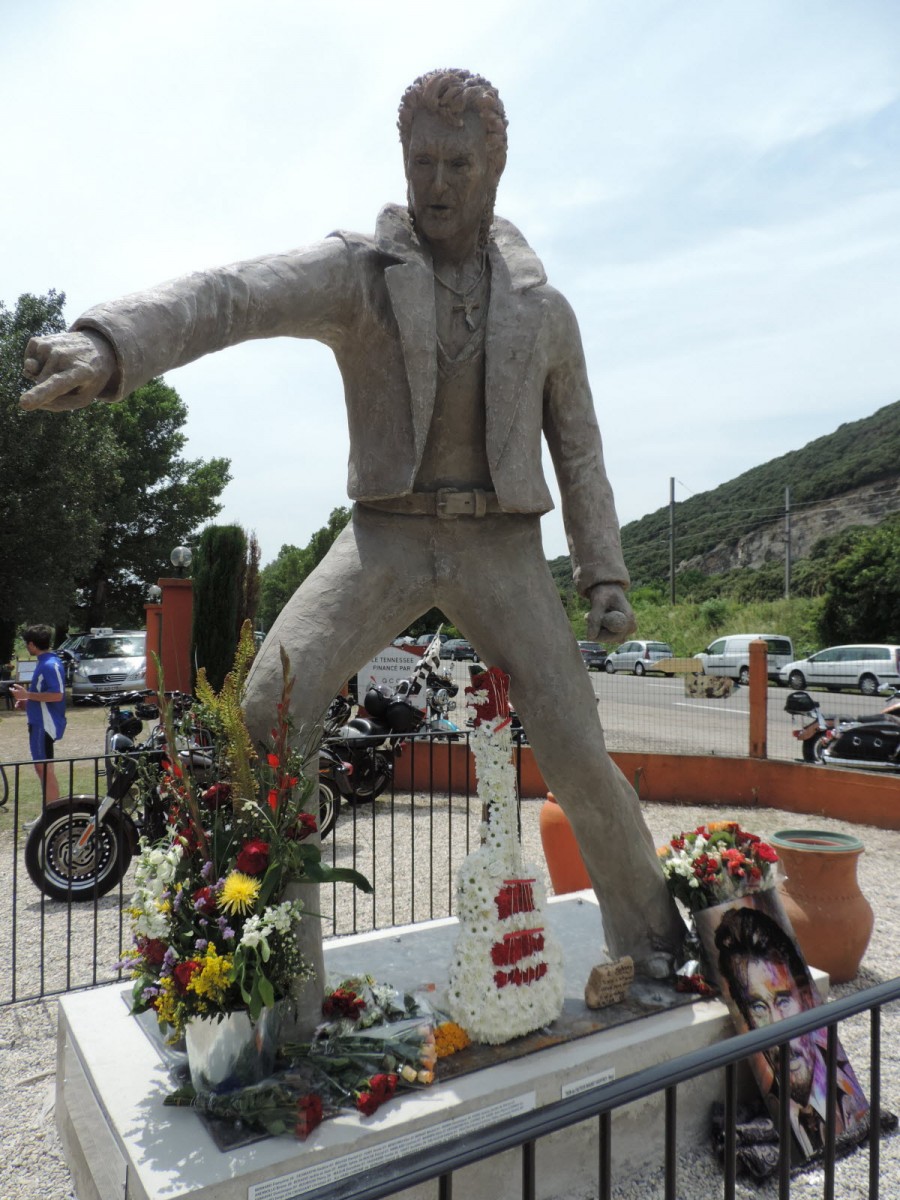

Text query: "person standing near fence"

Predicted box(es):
[11, 625, 67, 804]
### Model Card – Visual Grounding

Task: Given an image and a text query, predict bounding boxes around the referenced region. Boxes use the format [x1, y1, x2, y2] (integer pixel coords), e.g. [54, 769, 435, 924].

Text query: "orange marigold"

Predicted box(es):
[434, 1021, 471, 1058]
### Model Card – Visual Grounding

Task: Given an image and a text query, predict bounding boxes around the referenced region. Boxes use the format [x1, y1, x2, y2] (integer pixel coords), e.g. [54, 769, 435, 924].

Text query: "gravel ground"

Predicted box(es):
[2, 699, 899, 1198]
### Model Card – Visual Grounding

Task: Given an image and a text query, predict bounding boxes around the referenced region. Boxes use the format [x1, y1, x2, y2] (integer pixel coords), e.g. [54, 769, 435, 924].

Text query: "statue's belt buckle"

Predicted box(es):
[436, 488, 487, 519]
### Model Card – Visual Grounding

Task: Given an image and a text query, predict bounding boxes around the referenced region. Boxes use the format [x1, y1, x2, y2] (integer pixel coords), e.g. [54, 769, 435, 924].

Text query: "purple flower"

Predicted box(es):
[161, 947, 177, 974]
[222, 926, 235, 940]
[194, 938, 208, 952]
[140, 986, 160, 1003]
[201, 860, 214, 880]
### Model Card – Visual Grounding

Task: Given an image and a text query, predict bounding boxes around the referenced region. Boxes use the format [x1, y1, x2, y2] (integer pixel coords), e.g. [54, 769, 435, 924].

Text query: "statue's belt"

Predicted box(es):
[361, 488, 501, 519]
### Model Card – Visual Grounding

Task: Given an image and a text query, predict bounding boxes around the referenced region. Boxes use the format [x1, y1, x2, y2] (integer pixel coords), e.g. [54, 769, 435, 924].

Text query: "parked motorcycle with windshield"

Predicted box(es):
[324, 639, 461, 804]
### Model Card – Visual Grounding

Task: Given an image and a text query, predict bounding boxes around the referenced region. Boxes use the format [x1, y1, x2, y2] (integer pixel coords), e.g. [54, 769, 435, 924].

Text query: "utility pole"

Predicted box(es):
[669, 477, 676, 604]
[784, 485, 791, 599]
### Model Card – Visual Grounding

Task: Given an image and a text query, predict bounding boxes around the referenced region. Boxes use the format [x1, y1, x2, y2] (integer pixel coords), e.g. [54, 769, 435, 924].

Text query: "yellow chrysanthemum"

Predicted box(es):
[219, 871, 261, 915]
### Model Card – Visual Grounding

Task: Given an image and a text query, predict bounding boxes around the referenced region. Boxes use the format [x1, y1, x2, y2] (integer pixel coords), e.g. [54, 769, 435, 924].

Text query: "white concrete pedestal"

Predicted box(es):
[56, 894, 761, 1200]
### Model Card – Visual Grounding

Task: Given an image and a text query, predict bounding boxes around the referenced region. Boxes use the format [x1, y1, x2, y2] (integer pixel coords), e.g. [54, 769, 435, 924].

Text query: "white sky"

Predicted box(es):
[3, 0, 898, 565]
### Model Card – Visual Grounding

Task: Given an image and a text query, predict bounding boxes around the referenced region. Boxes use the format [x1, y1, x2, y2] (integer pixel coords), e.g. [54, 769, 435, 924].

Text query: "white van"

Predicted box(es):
[694, 634, 794, 684]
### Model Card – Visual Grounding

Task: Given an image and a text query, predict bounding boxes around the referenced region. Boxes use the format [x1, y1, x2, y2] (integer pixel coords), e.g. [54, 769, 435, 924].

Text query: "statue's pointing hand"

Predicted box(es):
[20, 331, 116, 411]
[586, 584, 637, 644]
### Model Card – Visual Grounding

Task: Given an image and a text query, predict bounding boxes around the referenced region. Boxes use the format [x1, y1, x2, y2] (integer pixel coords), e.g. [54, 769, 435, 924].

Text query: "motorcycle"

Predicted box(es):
[24, 690, 212, 901]
[25, 690, 346, 902]
[325, 639, 461, 803]
[785, 686, 900, 769]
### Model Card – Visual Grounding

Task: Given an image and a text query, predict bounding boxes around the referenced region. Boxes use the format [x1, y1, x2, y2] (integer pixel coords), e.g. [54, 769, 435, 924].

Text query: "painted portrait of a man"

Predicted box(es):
[697, 894, 868, 1160]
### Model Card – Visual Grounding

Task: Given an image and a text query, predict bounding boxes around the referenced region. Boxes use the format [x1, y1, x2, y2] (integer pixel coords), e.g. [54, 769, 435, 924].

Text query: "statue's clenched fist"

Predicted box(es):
[20, 330, 117, 411]
[586, 583, 637, 644]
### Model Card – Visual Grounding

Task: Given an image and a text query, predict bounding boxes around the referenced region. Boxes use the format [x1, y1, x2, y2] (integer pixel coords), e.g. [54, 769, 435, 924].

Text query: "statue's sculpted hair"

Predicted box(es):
[398, 68, 508, 179]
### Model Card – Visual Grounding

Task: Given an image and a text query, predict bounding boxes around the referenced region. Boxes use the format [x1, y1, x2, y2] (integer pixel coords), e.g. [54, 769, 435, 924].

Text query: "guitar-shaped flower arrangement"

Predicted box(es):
[446, 667, 564, 1043]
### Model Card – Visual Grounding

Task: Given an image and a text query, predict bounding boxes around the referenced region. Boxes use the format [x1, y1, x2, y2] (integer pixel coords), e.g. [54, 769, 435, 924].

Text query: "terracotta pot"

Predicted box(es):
[539, 792, 592, 895]
[770, 829, 873, 983]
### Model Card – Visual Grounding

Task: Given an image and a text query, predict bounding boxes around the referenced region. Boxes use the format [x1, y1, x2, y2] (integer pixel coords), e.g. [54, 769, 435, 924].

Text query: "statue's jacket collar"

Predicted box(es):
[367, 203, 549, 472]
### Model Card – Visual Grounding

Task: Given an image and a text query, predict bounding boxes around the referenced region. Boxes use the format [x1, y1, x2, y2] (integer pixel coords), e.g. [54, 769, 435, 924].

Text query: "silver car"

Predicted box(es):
[70, 631, 147, 700]
[604, 640, 674, 676]
[779, 644, 900, 696]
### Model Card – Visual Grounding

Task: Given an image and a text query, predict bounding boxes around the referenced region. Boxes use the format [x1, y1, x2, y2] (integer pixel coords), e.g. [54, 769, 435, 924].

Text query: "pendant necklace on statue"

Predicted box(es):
[433, 256, 488, 331]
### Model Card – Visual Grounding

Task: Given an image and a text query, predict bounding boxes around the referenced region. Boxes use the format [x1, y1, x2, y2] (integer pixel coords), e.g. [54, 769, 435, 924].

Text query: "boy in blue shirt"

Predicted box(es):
[11, 624, 67, 803]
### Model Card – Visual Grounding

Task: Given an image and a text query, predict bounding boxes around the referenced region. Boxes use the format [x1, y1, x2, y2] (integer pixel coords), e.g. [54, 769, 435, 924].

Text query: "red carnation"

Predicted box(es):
[356, 1091, 380, 1116]
[756, 842, 778, 863]
[173, 960, 201, 993]
[295, 1093, 324, 1140]
[192, 886, 217, 914]
[138, 937, 167, 966]
[369, 1073, 398, 1102]
[236, 839, 270, 875]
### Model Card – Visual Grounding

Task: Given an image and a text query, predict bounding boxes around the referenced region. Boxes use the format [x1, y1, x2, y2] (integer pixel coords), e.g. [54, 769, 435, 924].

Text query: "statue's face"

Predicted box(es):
[406, 109, 496, 254]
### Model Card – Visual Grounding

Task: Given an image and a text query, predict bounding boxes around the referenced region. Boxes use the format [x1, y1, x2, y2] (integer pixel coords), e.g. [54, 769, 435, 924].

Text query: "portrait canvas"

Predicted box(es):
[695, 891, 869, 1163]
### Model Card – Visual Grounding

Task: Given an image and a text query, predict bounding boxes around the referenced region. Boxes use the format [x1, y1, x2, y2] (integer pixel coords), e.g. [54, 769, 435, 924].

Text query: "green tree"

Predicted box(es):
[0, 291, 116, 661]
[818, 516, 900, 644]
[258, 507, 352, 629]
[191, 524, 249, 690]
[74, 377, 231, 628]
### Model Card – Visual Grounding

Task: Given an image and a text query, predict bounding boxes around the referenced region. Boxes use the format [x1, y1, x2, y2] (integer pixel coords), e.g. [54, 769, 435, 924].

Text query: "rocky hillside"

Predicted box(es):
[549, 399, 900, 587]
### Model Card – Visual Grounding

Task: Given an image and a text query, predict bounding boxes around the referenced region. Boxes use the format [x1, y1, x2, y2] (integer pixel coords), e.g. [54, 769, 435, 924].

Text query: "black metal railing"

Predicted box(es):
[292, 978, 900, 1200]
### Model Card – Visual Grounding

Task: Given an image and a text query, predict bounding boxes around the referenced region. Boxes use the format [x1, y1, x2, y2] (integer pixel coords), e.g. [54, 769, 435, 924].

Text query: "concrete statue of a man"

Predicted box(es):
[20, 69, 684, 998]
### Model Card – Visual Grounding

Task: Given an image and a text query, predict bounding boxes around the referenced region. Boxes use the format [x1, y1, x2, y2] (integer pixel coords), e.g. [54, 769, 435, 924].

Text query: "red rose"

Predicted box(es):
[322, 987, 365, 1020]
[267, 789, 279, 811]
[236, 839, 270, 875]
[267, 753, 280, 768]
[356, 1091, 380, 1116]
[138, 937, 167, 966]
[193, 886, 217, 914]
[200, 781, 232, 810]
[756, 843, 778, 863]
[173, 960, 201, 993]
[291, 812, 317, 841]
[295, 1093, 323, 1139]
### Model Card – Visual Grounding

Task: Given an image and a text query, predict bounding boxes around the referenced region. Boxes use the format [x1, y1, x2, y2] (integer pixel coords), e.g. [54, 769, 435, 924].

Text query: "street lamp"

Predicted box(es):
[170, 546, 193, 578]
[147, 583, 162, 603]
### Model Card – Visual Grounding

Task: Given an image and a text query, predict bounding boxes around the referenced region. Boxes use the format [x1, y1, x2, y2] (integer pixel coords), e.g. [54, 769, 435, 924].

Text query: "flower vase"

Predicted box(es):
[770, 829, 873, 984]
[185, 1004, 282, 1094]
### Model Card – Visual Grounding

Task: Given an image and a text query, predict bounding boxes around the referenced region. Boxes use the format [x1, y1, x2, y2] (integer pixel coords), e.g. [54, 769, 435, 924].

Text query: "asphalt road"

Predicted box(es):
[442, 660, 891, 762]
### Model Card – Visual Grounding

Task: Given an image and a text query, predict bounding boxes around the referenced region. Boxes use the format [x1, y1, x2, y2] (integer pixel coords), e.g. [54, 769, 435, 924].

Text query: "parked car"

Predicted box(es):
[577, 641, 607, 670]
[694, 634, 794, 685]
[604, 640, 673, 676]
[56, 631, 94, 683]
[414, 632, 449, 646]
[70, 631, 147, 701]
[778, 645, 900, 696]
[440, 638, 478, 662]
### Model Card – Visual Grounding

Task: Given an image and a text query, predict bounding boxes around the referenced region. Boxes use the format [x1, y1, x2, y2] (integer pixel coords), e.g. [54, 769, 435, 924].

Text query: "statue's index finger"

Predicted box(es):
[20, 370, 97, 411]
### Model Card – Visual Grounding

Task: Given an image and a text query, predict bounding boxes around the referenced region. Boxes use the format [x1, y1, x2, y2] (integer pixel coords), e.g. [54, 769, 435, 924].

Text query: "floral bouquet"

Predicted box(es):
[166, 975, 441, 1139]
[124, 624, 371, 1039]
[657, 821, 780, 915]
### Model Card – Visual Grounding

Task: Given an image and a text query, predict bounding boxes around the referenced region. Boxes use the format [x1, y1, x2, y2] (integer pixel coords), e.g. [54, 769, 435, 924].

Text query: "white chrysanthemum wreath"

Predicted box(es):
[446, 667, 564, 1043]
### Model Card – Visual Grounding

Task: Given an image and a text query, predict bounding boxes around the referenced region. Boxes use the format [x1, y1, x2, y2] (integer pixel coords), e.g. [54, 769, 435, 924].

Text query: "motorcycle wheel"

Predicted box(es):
[802, 733, 829, 764]
[24, 797, 132, 902]
[317, 780, 340, 839]
[350, 753, 391, 802]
